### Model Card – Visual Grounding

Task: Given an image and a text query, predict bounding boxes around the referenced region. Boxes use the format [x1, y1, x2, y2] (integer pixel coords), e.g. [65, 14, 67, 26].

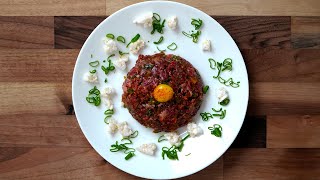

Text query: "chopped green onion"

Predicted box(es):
[182, 30, 201, 43]
[158, 135, 167, 142]
[151, 13, 165, 34]
[153, 36, 164, 44]
[101, 55, 115, 75]
[191, 18, 203, 30]
[200, 108, 226, 121]
[167, 42, 177, 51]
[90, 54, 93, 58]
[86, 86, 101, 106]
[89, 69, 96, 74]
[106, 33, 115, 39]
[125, 152, 135, 160]
[128, 130, 139, 139]
[126, 34, 140, 48]
[110, 140, 136, 160]
[104, 109, 114, 124]
[219, 98, 230, 106]
[119, 51, 129, 56]
[203, 85, 209, 94]
[89, 60, 99, 67]
[208, 124, 222, 137]
[104, 78, 107, 83]
[157, 46, 166, 52]
[209, 58, 240, 88]
[117, 36, 126, 43]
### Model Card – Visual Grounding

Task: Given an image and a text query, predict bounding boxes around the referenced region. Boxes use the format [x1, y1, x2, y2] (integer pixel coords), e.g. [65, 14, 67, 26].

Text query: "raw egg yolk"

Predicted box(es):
[153, 84, 174, 102]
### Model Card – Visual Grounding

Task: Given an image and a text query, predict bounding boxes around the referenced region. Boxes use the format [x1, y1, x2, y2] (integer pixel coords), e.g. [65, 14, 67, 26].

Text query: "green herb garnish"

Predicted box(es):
[153, 36, 164, 44]
[200, 108, 226, 121]
[104, 78, 107, 83]
[106, 33, 115, 39]
[191, 18, 203, 30]
[203, 85, 209, 94]
[208, 124, 222, 137]
[89, 69, 96, 74]
[126, 34, 140, 48]
[125, 152, 135, 160]
[182, 30, 201, 43]
[110, 140, 136, 160]
[151, 13, 165, 34]
[117, 36, 126, 43]
[86, 86, 101, 106]
[208, 58, 240, 88]
[101, 54, 115, 75]
[90, 54, 93, 58]
[161, 134, 190, 161]
[219, 98, 230, 106]
[167, 42, 177, 50]
[157, 46, 166, 52]
[158, 135, 167, 142]
[89, 60, 99, 67]
[119, 51, 129, 56]
[104, 109, 114, 124]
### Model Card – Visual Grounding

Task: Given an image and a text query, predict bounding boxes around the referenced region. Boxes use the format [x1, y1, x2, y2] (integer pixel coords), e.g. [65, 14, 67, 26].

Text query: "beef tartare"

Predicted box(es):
[122, 53, 204, 132]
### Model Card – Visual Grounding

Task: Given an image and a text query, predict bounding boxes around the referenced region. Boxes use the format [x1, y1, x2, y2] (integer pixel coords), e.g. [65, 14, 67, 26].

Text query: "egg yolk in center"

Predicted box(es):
[153, 84, 174, 102]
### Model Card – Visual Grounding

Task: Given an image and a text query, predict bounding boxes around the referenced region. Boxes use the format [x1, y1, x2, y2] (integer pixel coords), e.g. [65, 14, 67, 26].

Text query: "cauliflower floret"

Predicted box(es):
[108, 118, 118, 134]
[103, 38, 118, 53]
[83, 72, 98, 83]
[187, 122, 203, 137]
[137, 143, 157, 156]
[202, 39, 211, 51]
[167, 16, 178, 30]
[114, 59, 127, 70]
[133, 12, 153, 28]
[164, 132, 181, 145]
[117, 122, 133, 137]
[129, 39, 145, 55]
[101, 86, 114, 98]
[216, 87, 228, 102]
[103, 97, 113, 110]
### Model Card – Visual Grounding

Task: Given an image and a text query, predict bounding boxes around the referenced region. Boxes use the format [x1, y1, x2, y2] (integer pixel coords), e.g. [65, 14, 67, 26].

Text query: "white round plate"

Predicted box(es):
[72, 1, 248, 179]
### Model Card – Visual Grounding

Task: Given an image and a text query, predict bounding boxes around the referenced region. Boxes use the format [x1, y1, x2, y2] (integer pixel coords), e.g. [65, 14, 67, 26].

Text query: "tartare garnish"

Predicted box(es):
[202, 85, 209, 94]
[153, 36, 164, 44]
[200, 107, 226, 121]
[89, 60, 100, 67]
[86, 86, 101, 106]
[208, 124, 222, 137]
[126, 34, 140, 48]
[167, 42, 177, 51]
[151, 13, 165, 34]
[209, 58, 240, 88]
[101, 54, 115, 75]
[104, 109, 114, 124]
[106, 33, 115, 39]
[116, 36, 126, 43]
[153, 84, 174, 102]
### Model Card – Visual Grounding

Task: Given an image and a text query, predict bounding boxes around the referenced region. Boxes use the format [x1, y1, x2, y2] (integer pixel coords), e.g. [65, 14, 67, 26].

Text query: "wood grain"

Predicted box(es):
[0, 0, 105, 16]
[0, 17, 54, 49]
[106, 0, 320, 16]
[0, 83, 71, 116]
[231, 116, 266, 148]
[248, 83, 320, 115]
[224, 148, 320, 179]
[243, 49, 320, 82]
[267, 115, 320, 148]
[54, 16, 291, 49]
[0, 147, 222, 179]
[0, 49, 78, 82]
[0, 115, 89, 147]
[55, 16, 107, 49]
[214, 16, 291, 49]
[292, 17, 320, 48]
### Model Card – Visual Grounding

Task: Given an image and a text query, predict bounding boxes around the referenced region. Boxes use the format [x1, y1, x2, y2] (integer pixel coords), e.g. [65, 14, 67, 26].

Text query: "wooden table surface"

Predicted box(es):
[0, 0, 320, 179]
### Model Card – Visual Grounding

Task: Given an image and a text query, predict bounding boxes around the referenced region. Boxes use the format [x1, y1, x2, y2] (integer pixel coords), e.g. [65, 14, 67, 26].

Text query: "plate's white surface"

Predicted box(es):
[72, 1, 248, 179]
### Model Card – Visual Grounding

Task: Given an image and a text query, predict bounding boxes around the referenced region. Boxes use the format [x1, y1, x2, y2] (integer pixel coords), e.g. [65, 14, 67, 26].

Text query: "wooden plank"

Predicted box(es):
[224, 148, 320, 179]
[248, 82, 320, 115]
[0, 83, 71, 116]
[55, 16, 106, 49]
[1, 49, 319, 83]
[0, 115, 89, 147]
[0, 17, 54, 49]
[0, 49, 78, 82]
[54, 16, 290, 49]
[243, 49, 320, 82]
[267, 115, 320, 148]
[0, 147, 222, 179]
[292, 17, 320, 48]
[214, 16, 291, 49]
[0, 147, 138, 179]
[231, 116, 266, 148]
[0, 0, 105, 16]
[0, 82, 319, 116]
[106, 0, 320, 16]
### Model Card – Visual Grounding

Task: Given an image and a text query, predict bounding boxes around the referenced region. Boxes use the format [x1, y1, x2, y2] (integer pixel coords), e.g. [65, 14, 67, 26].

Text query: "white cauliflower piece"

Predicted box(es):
[117, 122, 133, 137]
[108, 118, 118, 134]
[133, 12, 153, 28]
[164, 132, 181, 145]
[167, 16, 178, 30]
[83, 72, 98, 83]
[216, 87, 228, 102]
[137, 143, 157, 156]
[202, 39, 211, 51]
[129, 39, 145, 55]
[187, 122, 203, 137]
[103, 38, 118, 53]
